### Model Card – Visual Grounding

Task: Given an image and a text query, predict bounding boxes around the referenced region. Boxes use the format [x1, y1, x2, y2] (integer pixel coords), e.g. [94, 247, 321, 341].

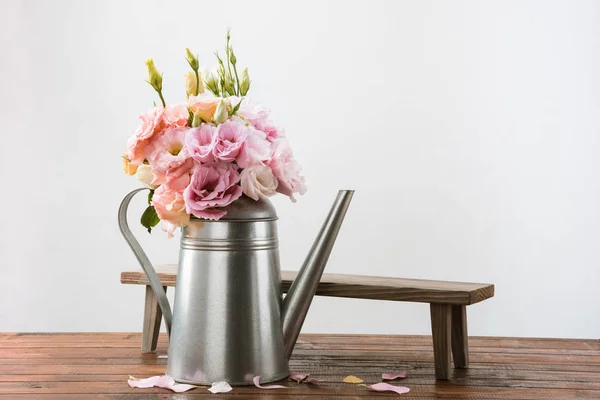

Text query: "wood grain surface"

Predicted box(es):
[121, 265, 495, 305]
[1, 333, 599, 399]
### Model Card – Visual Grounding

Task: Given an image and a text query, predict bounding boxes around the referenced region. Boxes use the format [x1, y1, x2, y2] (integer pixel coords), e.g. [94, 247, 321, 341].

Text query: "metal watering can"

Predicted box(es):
[118, 189, 354, 385]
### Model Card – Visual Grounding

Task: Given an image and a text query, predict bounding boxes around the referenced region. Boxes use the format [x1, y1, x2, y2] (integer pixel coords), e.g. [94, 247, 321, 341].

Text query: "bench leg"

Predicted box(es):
[430, 303, 452, 380]
[141, 285, 167, 353]
[451, 305, 469, 368]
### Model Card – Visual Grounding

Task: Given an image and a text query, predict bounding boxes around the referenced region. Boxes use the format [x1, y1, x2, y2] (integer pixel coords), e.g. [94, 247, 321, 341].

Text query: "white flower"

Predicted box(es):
[240, 164, 278, 201]
[135, 164, 158, 189]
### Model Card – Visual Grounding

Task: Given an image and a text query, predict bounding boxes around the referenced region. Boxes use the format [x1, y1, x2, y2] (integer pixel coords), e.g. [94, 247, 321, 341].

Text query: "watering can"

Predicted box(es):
[118, 189, 354, 385]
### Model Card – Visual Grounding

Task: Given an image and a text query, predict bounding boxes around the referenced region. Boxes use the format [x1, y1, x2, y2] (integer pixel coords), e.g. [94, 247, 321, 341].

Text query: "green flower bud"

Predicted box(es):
[145, 59, 162, 92]
[224, 77, 236, 96]
[203, 69, 220, 96]
[185, 48, 199, 71]
[212, 99, 228, 124]
[192, 112, 203, 127]
[229, 48, 237, 65]
[239, 67, 250, 96]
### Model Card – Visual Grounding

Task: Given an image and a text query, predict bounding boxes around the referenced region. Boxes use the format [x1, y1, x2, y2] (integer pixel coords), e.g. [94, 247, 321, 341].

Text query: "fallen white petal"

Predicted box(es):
[208, 381, 233, 394]
[368, 382, 410, 394]
[253, 376, 287, 389]
[128, 375, 161, 389]
[127, 375, 197, 393]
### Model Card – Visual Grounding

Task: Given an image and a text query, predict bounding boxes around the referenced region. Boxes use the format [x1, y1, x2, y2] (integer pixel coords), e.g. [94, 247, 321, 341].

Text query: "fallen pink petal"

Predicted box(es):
[252, 376, 288, 389]
[127, 375, 197, 393]
[289, 372, 322, 384]
[368, 382, 410, 394]
[382, 371, 408, 380]
[289, 372, 309, 382]
[208, 381, 233, 394]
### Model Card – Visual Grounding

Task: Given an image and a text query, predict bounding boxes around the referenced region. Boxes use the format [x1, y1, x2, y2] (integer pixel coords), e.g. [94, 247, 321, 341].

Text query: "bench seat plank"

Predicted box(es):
[121, 265, 494, 305]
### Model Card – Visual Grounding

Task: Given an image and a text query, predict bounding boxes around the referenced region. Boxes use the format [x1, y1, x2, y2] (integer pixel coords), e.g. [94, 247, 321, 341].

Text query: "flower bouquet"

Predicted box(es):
[122, 32, 306, 237]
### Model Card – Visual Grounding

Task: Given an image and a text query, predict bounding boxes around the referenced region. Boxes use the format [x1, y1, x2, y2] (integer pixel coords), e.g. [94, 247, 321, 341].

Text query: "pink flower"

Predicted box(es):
[184, 163, 243, 220]
[261, 122, 284, 142]
[144, 126, 190, 186]
[163, 158, 194, 192]
[237, 99, 283, 141]
[266, 138, 307, 202]
[237, 126, 271, 168]
[187, 94, 220, 123]
[185, 124, 217, 163]
[241, 164, 278, 200]
[152, 185, 190, 239]
[237, 99, 270, 127]
[125, 107, 166, 164]
[213, 119, 247, 162]
[163, 103, 189, 127]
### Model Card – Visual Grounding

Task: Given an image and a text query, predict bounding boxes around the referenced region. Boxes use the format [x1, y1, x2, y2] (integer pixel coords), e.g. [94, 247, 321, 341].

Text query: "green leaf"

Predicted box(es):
[140, 205, 160, 233]
[147, 189, 155, 205]
[229, 99, 243, 116]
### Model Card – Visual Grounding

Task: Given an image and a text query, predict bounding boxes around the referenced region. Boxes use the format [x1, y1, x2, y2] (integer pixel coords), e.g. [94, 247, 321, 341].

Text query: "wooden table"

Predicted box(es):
[1, 333, 599, 399]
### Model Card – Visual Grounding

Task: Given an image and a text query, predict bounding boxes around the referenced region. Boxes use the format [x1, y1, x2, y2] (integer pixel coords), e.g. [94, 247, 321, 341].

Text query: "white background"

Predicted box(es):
[1, 0, 599, 338]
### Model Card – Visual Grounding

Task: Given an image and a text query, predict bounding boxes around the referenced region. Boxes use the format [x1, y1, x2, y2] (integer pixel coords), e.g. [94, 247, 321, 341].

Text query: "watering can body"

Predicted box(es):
[169, 197, 288, 384]
[118, 191, 354, 386]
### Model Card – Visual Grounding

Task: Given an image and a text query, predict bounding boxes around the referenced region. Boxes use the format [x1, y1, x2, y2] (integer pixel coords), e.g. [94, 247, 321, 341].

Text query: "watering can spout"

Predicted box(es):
[281, 190, 354, 360]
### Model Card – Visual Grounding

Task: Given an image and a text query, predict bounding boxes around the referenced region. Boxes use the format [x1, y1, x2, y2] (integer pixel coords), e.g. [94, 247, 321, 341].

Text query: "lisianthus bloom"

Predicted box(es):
[236, 98, 269, 127]
[144, 126, 190, 186]
[187, 94, 219, 123]
[266, 138, 307, 202]
[236, 125, 271, 168]
[186, 124, 217, 163]
[135, 164, 158, 189]
[213, 118, 247, 162]
[183, 162, 242, 220]
[125, 107, 166, 164]
[163, 104, 189, 127]
[240, 164, 278, 200]
[260, 121, 284, 142]
[152, 184, 190, 239]
[164, 158, 194, 192]
[236, 99, 283, 141]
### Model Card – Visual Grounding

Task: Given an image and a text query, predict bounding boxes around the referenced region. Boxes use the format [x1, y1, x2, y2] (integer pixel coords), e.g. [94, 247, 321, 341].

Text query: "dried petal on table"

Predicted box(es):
[382, 371, 408, 380]
[289, 372, 309, 383]
[253, 376, 288, 389]
[289, 372, 322, 384]
[343, 375, 364, 384]
[127, 375, 198, 393]
[368, 382, 410, 394]
[208, 381, 233, 394]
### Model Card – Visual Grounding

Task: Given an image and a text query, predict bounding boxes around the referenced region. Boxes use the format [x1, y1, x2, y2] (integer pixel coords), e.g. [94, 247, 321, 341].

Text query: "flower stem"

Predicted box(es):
[225, 33, 236, 95]
[194, 70, 199, 96]
[233, 63, 241, 97]
[158, 91, 166, 107]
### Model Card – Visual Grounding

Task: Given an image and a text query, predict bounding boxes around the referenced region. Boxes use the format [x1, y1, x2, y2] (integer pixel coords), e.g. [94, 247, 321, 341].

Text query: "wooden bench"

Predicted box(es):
[121, 265, 494, 380]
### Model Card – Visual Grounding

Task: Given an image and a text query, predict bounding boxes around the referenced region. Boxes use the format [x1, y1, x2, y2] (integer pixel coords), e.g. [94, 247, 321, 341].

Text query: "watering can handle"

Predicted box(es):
[118, 188, 173, 336]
